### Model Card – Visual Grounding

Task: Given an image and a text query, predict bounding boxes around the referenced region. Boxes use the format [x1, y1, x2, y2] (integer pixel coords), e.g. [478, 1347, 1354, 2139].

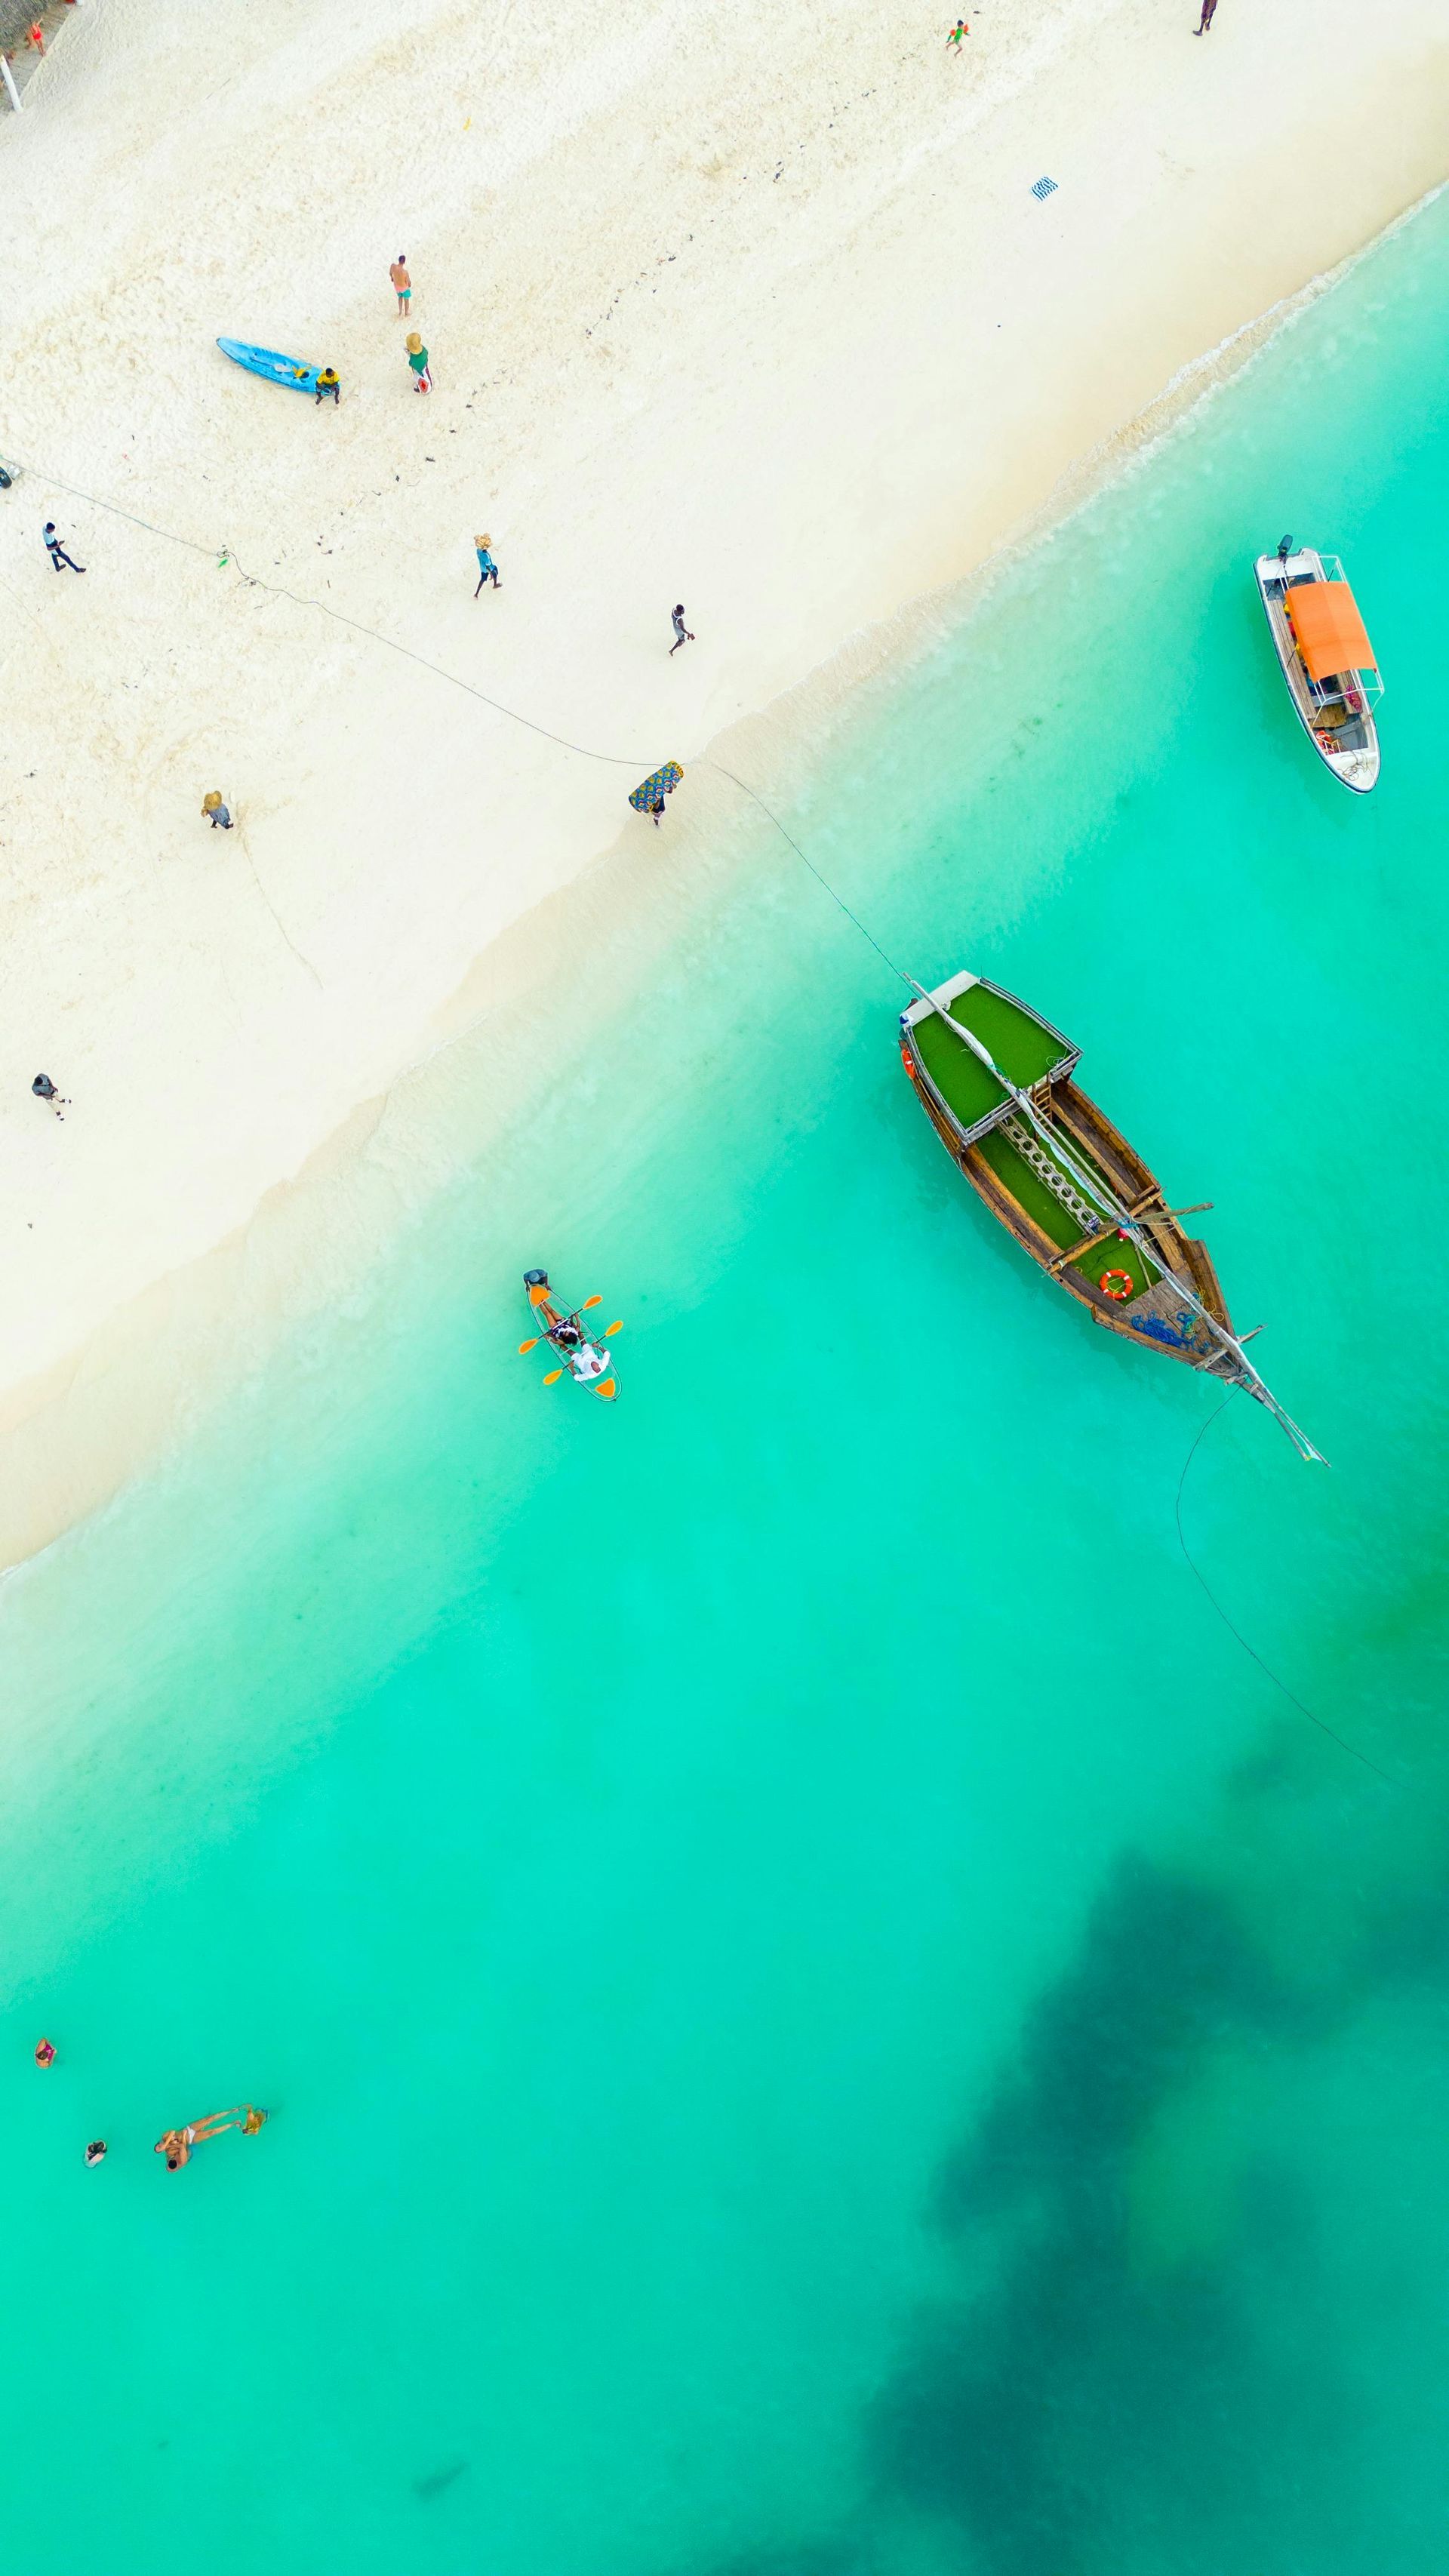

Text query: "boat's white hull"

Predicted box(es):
[1254, 549, 1380, 794]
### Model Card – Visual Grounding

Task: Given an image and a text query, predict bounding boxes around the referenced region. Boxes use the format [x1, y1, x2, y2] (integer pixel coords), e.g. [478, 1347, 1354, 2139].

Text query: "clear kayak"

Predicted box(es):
[217, 337, 321, 395]
[519, 1271, 620, 1402]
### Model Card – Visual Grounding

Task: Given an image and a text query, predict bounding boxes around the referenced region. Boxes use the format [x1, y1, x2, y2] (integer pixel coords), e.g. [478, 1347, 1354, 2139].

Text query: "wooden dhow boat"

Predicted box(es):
[1254, 538, 1382, 793]
[899, 971, 1324, 1460]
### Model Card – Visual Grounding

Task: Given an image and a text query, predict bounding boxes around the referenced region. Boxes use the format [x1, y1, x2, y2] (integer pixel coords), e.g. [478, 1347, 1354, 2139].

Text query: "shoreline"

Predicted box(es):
[1, 0, 1445, 1571]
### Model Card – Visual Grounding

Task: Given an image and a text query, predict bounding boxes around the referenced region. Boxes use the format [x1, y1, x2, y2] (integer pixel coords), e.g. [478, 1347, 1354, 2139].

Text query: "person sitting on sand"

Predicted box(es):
[390, 257, 411, 315]
[405, 332, 432, 392]
[315, 367, 340, 407]
[31, 1075, 68, 1119]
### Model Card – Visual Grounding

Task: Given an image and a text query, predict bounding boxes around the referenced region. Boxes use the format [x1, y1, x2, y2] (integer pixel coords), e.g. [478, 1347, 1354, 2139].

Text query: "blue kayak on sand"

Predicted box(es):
[217, 338, 322, 395]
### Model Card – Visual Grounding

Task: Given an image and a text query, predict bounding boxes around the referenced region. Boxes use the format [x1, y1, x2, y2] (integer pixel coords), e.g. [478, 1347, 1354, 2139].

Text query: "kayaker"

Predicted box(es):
[405, 332, 432, 393]
[474, 534, 500, 594]
[315, 366, 340, 406]
[390, 256, 411, 315]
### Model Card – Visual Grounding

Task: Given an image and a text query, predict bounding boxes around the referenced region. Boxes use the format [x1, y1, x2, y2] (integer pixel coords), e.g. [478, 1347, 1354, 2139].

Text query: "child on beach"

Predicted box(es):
[390, 257, 411, 315]
[31, 1076, 68, 1119]
[202, 792, 233, 829]
[474, 534, 500, 593]
[405, 332, 432, 392]
[946, 19, 970, 49]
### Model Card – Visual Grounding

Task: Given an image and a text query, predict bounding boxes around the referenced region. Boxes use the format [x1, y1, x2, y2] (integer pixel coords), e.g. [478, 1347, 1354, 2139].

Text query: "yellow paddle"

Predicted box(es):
[543, 1368, 564, 1386]
[605, 1321, 624, 1336]
[518, 1337, 540, 1354]
[581, 1294, 602, 1309]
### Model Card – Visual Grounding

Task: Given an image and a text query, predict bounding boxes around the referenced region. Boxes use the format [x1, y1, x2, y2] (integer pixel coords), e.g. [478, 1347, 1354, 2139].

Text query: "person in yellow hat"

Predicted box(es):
[474, 534, 500, 595]
[405, 332, 431, 393]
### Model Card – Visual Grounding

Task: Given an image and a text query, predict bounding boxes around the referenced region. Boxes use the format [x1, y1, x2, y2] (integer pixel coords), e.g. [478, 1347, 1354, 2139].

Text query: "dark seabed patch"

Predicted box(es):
[866, 1859, 1370, 2576]
[413, 2458, 469, 2502]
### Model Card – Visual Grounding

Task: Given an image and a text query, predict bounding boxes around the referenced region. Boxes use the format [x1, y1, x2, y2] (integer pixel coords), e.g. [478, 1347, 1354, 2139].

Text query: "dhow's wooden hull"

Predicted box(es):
[901, 1051, 1241, 1382]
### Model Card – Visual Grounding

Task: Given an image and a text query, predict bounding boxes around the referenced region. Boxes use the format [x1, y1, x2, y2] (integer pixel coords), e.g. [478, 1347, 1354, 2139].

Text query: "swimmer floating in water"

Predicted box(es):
[34, 2037, 57, 2069]
[155, 2104, 263, 2171]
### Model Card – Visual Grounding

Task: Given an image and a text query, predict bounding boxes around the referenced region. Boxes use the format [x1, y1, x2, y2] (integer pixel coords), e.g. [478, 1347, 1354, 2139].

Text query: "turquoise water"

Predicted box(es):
[4, 194, 1449, 2573]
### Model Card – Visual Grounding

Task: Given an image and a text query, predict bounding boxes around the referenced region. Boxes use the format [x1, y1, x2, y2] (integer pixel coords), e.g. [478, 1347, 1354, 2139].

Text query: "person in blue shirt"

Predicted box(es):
[474, 534, 501, 595]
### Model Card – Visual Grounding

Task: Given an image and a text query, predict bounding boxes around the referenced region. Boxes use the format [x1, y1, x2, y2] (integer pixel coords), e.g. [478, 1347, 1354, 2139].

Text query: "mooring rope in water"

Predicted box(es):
[1175, 1392, 1398, 1786]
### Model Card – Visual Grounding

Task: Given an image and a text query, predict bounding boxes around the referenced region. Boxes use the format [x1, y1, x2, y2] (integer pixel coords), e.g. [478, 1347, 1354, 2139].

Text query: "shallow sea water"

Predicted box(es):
[2, 194, 1448, 2575]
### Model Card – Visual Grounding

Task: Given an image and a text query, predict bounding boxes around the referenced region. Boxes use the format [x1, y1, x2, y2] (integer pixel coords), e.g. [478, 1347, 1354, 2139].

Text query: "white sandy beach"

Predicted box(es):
[0, 0, 1444, 1565]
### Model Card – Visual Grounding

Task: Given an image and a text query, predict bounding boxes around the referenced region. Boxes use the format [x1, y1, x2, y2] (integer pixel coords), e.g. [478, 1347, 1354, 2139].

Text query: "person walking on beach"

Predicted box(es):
[34, 2037, 57, 2068]
[1195, 0, 1217, 26]
[43, 522, 85, 574]
[202, 791, 233, 830]
[946, 20, 970, 51]
[669, 604, 694, 655]
[315, 366, 340, 407]
[473, 534, 500, 594]
[405, 332, 432, 393]
[390, 256, 412, 315]
[31, 1075, 68, 1120]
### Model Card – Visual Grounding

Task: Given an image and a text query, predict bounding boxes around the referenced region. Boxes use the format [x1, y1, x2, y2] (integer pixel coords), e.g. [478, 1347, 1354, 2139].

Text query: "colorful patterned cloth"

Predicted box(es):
[629, 762, 684, 812]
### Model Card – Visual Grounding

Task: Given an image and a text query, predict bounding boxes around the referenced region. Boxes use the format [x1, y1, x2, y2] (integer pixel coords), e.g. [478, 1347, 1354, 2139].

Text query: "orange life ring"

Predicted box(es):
[1099, 1268, 1134, 1302]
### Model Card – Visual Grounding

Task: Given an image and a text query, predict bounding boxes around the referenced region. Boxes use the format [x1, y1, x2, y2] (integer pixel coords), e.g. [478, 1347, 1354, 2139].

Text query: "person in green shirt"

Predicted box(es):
[405, 331, 432, 392]
[946, 18, 970, 49]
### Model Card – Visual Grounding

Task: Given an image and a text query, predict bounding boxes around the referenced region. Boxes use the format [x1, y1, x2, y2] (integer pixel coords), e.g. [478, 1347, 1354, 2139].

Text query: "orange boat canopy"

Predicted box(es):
[1287, 581, 1377, 682]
